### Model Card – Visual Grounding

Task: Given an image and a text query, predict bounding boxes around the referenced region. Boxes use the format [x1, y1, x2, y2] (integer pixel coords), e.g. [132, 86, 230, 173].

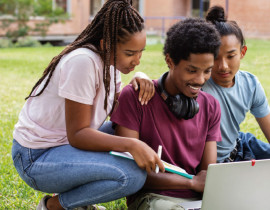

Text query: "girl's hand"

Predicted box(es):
[130, 72, 155, 105]
[128, 138, 165, 174]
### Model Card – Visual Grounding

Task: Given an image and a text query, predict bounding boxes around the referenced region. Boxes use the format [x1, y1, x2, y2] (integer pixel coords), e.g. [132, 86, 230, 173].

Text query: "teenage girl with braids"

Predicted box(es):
[11, 0, 164, 209]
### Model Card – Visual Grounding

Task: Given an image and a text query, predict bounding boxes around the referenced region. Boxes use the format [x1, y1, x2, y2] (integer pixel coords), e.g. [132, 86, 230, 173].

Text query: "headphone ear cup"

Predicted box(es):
[186, 98, 199, 119]
[173, 94, 190, 119]
[180, 95, 189, 118]
[157, 72, 199, 119]
[172, 95, 184, 117]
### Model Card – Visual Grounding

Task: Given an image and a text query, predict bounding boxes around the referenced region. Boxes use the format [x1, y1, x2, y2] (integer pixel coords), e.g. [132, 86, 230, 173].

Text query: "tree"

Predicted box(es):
[0, 0, 68, 40]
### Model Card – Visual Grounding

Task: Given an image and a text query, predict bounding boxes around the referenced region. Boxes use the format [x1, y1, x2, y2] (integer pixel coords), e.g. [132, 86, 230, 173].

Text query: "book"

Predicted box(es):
[109, 151, 194, 179]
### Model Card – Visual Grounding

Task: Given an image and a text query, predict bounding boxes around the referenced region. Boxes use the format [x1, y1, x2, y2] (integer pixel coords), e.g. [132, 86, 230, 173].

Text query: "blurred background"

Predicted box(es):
[1, 0, 270, 47]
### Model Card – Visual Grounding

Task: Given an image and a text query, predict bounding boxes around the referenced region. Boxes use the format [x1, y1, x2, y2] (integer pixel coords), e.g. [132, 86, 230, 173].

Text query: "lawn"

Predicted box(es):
[1, 39, 270, 209]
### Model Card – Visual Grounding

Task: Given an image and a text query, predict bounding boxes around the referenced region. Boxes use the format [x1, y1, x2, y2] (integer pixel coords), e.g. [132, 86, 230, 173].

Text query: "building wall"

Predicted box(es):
[144, 0, 190, 17]
[1, 0, 270, 40]
[210, 0, 270, 39]
[143, 0, 190, 35]
[46, 0, 89, 36]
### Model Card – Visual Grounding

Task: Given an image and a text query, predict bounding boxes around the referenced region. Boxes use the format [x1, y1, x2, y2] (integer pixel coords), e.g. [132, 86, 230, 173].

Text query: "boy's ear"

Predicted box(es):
[165, 54, 174, 69]
[240, 45, 247, 59]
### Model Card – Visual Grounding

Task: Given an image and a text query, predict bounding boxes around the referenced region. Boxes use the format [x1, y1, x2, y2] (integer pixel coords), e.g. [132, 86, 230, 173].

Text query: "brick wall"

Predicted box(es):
[2, 0, 269, 40]
[143, 0, 190, 35]
[210, 0, 270, 39]
[46, 0, 89, 36]
[144, 0, 190, 17]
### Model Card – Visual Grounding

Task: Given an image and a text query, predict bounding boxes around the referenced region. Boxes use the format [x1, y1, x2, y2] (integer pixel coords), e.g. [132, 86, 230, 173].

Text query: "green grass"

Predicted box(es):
[1, 39, 270, 209]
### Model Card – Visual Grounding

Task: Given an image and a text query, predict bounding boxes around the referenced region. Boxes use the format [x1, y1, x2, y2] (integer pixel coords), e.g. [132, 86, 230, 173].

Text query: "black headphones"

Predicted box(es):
[157, 72, 199, 120]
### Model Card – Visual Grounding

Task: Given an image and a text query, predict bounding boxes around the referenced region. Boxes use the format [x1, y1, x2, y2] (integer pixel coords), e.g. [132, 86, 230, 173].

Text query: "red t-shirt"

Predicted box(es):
[111, 80, 221, 202]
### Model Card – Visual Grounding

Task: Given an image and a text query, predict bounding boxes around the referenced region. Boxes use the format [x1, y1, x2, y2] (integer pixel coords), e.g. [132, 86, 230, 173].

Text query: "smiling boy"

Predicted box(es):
[111, 18, 221, 210]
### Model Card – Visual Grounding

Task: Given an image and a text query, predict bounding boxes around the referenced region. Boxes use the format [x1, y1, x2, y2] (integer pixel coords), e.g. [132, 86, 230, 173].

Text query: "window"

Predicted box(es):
[133, 0, 140, 11]
[55, 0, 67, 11]
[192, 0, 209, 17]
[0, 0, 70, 18]
[90, 0, 104, 17]
[0, 2, 15, 16]
[90, 0, 141, 17]
[53, 0, 71, 14]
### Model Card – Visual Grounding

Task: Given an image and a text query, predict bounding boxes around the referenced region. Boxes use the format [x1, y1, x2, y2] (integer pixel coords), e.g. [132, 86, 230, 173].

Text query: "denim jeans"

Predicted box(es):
[12, 122, 146, 209]
[99, 121, 115, 135]
[233, 132, 270, 161]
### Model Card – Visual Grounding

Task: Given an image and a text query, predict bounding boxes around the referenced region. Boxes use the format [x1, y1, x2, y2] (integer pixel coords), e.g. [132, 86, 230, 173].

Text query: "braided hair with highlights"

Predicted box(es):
[26, 0, 144, 110]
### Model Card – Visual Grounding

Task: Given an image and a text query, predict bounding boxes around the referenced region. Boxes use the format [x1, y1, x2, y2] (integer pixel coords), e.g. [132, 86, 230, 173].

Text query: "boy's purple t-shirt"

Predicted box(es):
[111, 80, 221, 200]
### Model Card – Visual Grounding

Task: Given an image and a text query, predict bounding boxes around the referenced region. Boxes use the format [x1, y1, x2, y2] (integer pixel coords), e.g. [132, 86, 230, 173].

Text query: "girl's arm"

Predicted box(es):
[130, 72, 155, 105]
[65, 99, 164, 174]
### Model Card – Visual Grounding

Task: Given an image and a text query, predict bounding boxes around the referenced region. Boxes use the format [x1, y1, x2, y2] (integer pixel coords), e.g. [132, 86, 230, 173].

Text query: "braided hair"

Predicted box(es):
[26, 0, 144, 110]
[206, 6, 245, 47]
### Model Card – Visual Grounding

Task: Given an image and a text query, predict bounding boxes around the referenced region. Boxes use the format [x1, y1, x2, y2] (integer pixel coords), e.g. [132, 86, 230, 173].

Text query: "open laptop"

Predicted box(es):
[180, 159, 270, 210]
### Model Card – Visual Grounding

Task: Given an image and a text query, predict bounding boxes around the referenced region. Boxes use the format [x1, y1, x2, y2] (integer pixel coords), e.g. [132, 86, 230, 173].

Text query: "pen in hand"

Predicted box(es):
[155, 145, 162, 173]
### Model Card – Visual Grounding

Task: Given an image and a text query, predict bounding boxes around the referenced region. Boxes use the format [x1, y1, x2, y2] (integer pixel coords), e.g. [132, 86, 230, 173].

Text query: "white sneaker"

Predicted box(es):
[36, 195, 52, 210]
[36, 195, 106, 210]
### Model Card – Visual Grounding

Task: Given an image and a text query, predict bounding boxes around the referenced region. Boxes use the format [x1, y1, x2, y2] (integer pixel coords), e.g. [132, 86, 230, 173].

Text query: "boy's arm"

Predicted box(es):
[144, 169, 206, 192]
[256, 113, 270, 143]
[198, 141, 217, 171]
[146, 141, 217, 192]
[115, 125, 206, 193]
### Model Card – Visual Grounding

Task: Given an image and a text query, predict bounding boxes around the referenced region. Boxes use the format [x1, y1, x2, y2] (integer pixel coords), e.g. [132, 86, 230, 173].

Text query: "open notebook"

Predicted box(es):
[110, 151, 193, 179]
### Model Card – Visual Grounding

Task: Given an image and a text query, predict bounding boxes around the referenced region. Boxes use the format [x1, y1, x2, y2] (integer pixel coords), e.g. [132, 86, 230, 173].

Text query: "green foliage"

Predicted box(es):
[15, 36, 41, 47]
[1, 40, 270, 209]
[0, 38, 14, 48]
[0, 0, 68, 40]
[0, 37, 53, 48]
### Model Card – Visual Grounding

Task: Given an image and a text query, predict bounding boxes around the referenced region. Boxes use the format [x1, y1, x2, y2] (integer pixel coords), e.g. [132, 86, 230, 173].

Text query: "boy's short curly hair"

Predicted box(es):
[163, 18, 221, 65]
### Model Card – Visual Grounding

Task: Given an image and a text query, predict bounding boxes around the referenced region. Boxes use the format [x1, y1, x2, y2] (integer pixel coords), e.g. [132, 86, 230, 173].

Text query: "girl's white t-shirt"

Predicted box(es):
[13, 48, 121, 149]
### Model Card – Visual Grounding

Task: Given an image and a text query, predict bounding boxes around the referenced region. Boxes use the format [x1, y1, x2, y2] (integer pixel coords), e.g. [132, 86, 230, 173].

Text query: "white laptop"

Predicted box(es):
[180, 159, 270, 210]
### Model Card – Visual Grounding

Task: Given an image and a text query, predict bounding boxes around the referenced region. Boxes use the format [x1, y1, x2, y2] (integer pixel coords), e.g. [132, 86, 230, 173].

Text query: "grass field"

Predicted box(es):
[1, 39, 270, 209]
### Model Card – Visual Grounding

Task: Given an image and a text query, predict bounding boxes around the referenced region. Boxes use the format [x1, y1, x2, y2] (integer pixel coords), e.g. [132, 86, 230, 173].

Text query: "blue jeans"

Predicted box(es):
[99, 121, 115, 135]
[12, 122, 146, 209]
[233, 132, 270, 161]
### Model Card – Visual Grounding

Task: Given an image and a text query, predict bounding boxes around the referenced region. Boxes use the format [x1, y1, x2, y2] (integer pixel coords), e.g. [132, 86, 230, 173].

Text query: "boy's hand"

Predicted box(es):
[190, 170, 207, 192]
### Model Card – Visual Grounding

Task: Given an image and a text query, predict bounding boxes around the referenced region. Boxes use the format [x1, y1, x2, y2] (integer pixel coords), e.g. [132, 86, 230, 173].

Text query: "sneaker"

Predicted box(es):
[73, 204, 106, 210]
[36, 195, 106, 210]
[36, 195, 52, 210]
